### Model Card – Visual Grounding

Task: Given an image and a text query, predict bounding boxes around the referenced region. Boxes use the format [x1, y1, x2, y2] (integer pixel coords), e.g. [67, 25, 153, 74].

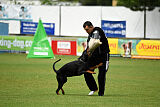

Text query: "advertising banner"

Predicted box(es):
[0, 36, 33, 51]
[136, 40, 160, 56]
[101, 20, 126, 38]
[108, 38, 118, 54]
[77, 38, 119, 56]
[27, 19, 54, 58]
[21, 21, 55, 35]
[118, 39, 160, 57]
[118, 39, 139, 57]
[0, 4, 32, 21]
[52, 40, 76, 56]
[77, 38, 87, 56]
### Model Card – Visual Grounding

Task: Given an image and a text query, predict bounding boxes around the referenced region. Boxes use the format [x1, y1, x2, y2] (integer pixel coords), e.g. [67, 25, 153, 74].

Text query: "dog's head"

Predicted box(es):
[78, 50, 88, 62]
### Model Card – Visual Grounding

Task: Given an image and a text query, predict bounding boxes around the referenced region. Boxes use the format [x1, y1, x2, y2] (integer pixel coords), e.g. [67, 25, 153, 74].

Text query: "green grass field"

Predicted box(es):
[0, 53, 160, 107]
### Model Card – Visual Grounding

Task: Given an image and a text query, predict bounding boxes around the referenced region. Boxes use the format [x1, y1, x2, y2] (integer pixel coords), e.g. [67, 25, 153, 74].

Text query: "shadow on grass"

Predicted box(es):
[61, 93, 130, 97]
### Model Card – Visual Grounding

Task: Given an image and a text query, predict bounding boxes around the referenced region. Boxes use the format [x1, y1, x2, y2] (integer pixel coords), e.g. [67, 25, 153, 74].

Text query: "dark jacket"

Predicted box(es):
[87, 27, 110, 66]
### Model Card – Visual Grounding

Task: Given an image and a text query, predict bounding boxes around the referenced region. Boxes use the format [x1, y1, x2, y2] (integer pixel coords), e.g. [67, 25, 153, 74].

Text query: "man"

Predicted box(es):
[83, 21, 110, 96]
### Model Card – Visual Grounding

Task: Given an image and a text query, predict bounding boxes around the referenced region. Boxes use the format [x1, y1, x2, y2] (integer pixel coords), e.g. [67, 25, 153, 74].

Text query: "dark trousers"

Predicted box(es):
[84, 53, 109, 95]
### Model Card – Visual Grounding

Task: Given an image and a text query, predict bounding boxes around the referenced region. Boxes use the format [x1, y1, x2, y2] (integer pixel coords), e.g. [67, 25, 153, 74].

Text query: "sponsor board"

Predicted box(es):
[108, 38, 118, 54]
[118, 39, 139, 57]
[136, 40, 160, 56]
[77, 38, 118, 55]
[1, 35, 160, 58]
[118, 39, 160, 57]
[0, 36, 33, 51]
[102, 20, 126, 38]
[52, 40, 76, 56]
[77, 38, 87, 56]
[21, 21, 55, 35]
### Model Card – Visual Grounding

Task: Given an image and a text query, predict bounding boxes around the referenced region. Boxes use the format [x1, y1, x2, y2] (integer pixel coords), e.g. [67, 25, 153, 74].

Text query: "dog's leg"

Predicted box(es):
[56, 78, 60, 95]
[96, 63, 103, 68]
[56, 81, 62, 95]
[60, 77, 67, 95]
[86, 70, 96, 74]
[56, 76, 67, 95]
[56, 89, 60, 95]
[56, 83, 64, 95]
[56, 76, 64, 95]
[90, 63, 103, 70]
[61, 88, 65, 95]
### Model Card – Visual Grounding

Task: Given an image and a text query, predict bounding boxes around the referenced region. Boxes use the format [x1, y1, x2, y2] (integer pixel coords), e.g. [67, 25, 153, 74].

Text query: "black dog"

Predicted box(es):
[53, 59, 102, 95]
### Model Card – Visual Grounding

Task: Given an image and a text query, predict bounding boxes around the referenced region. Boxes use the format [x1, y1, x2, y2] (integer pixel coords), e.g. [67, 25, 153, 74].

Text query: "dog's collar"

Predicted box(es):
[79, 59, 85, 63]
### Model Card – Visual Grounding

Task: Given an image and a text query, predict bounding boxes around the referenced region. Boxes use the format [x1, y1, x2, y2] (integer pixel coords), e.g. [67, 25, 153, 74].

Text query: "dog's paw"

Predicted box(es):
[56, 90, 60, 95]
[56, 92, 60, 95]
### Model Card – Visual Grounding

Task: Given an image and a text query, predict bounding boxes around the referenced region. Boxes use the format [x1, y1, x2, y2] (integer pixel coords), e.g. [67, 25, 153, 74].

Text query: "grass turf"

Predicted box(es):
[0, 53, 160, 107]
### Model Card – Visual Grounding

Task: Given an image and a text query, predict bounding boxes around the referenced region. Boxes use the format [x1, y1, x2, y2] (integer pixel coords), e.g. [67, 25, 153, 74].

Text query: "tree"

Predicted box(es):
[40, 0, 53, 5]
[117, 0, 160, 11]
[40, 0, 80, 5]
[79, 0, 112, 6]
[39, 0, 113, 6]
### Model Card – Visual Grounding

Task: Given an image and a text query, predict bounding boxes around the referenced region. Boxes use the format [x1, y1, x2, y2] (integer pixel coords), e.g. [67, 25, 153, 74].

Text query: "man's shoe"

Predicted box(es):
[98, 94, 104, 96]
[98, 92, 104, 96]
[88, 90, 98, 96]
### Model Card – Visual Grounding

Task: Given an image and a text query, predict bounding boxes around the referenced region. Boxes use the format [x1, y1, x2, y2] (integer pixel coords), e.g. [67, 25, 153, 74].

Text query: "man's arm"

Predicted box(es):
[92, 30, 100, 39]
[88, 30, 102, 54]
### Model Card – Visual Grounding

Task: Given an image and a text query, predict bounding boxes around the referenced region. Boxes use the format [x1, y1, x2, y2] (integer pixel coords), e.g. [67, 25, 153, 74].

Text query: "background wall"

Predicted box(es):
[146, 8, 160, 39]
[0, 20, 20, 34]
[0, 22, 9, 35]
[102, 7, 144, 38]
[0, 5, 160, 39]
[61, 6, 101, 37]
[31, 6, 60, 36]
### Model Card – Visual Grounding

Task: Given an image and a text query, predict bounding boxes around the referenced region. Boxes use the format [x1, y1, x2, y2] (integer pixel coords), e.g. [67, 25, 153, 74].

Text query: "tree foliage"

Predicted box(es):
[40, 0, 53, 5]
[117, 0, 160, 11]
[79, 0, 112, 6]
[40, 0, 112, 6]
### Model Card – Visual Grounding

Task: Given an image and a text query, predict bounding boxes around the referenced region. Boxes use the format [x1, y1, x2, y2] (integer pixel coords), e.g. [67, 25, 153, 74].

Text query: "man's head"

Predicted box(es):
[83, 21, 94, 34]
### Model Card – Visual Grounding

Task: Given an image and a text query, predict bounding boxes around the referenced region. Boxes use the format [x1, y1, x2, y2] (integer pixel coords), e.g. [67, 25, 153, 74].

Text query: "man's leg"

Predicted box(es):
[98, 54, 109, 96]
[98, 65, 107, 96]
[84, 73, 98, 94]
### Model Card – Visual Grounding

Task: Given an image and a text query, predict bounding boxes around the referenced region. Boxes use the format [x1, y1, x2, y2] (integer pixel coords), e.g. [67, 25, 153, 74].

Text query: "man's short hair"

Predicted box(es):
[83, 21, 93, 28]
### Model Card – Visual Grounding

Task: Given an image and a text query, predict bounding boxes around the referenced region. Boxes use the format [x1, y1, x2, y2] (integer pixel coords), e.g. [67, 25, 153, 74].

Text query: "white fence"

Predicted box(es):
[0, 5, 160, 39]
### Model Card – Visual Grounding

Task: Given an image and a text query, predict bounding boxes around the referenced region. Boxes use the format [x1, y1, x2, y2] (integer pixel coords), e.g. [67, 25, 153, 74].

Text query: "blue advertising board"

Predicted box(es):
[21, 21, 55, 35]
[101, 20, 126, 38]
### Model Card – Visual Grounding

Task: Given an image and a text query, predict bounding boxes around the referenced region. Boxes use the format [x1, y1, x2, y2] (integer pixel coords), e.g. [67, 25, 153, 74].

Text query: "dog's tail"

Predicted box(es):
[53, 59, 61, 73]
